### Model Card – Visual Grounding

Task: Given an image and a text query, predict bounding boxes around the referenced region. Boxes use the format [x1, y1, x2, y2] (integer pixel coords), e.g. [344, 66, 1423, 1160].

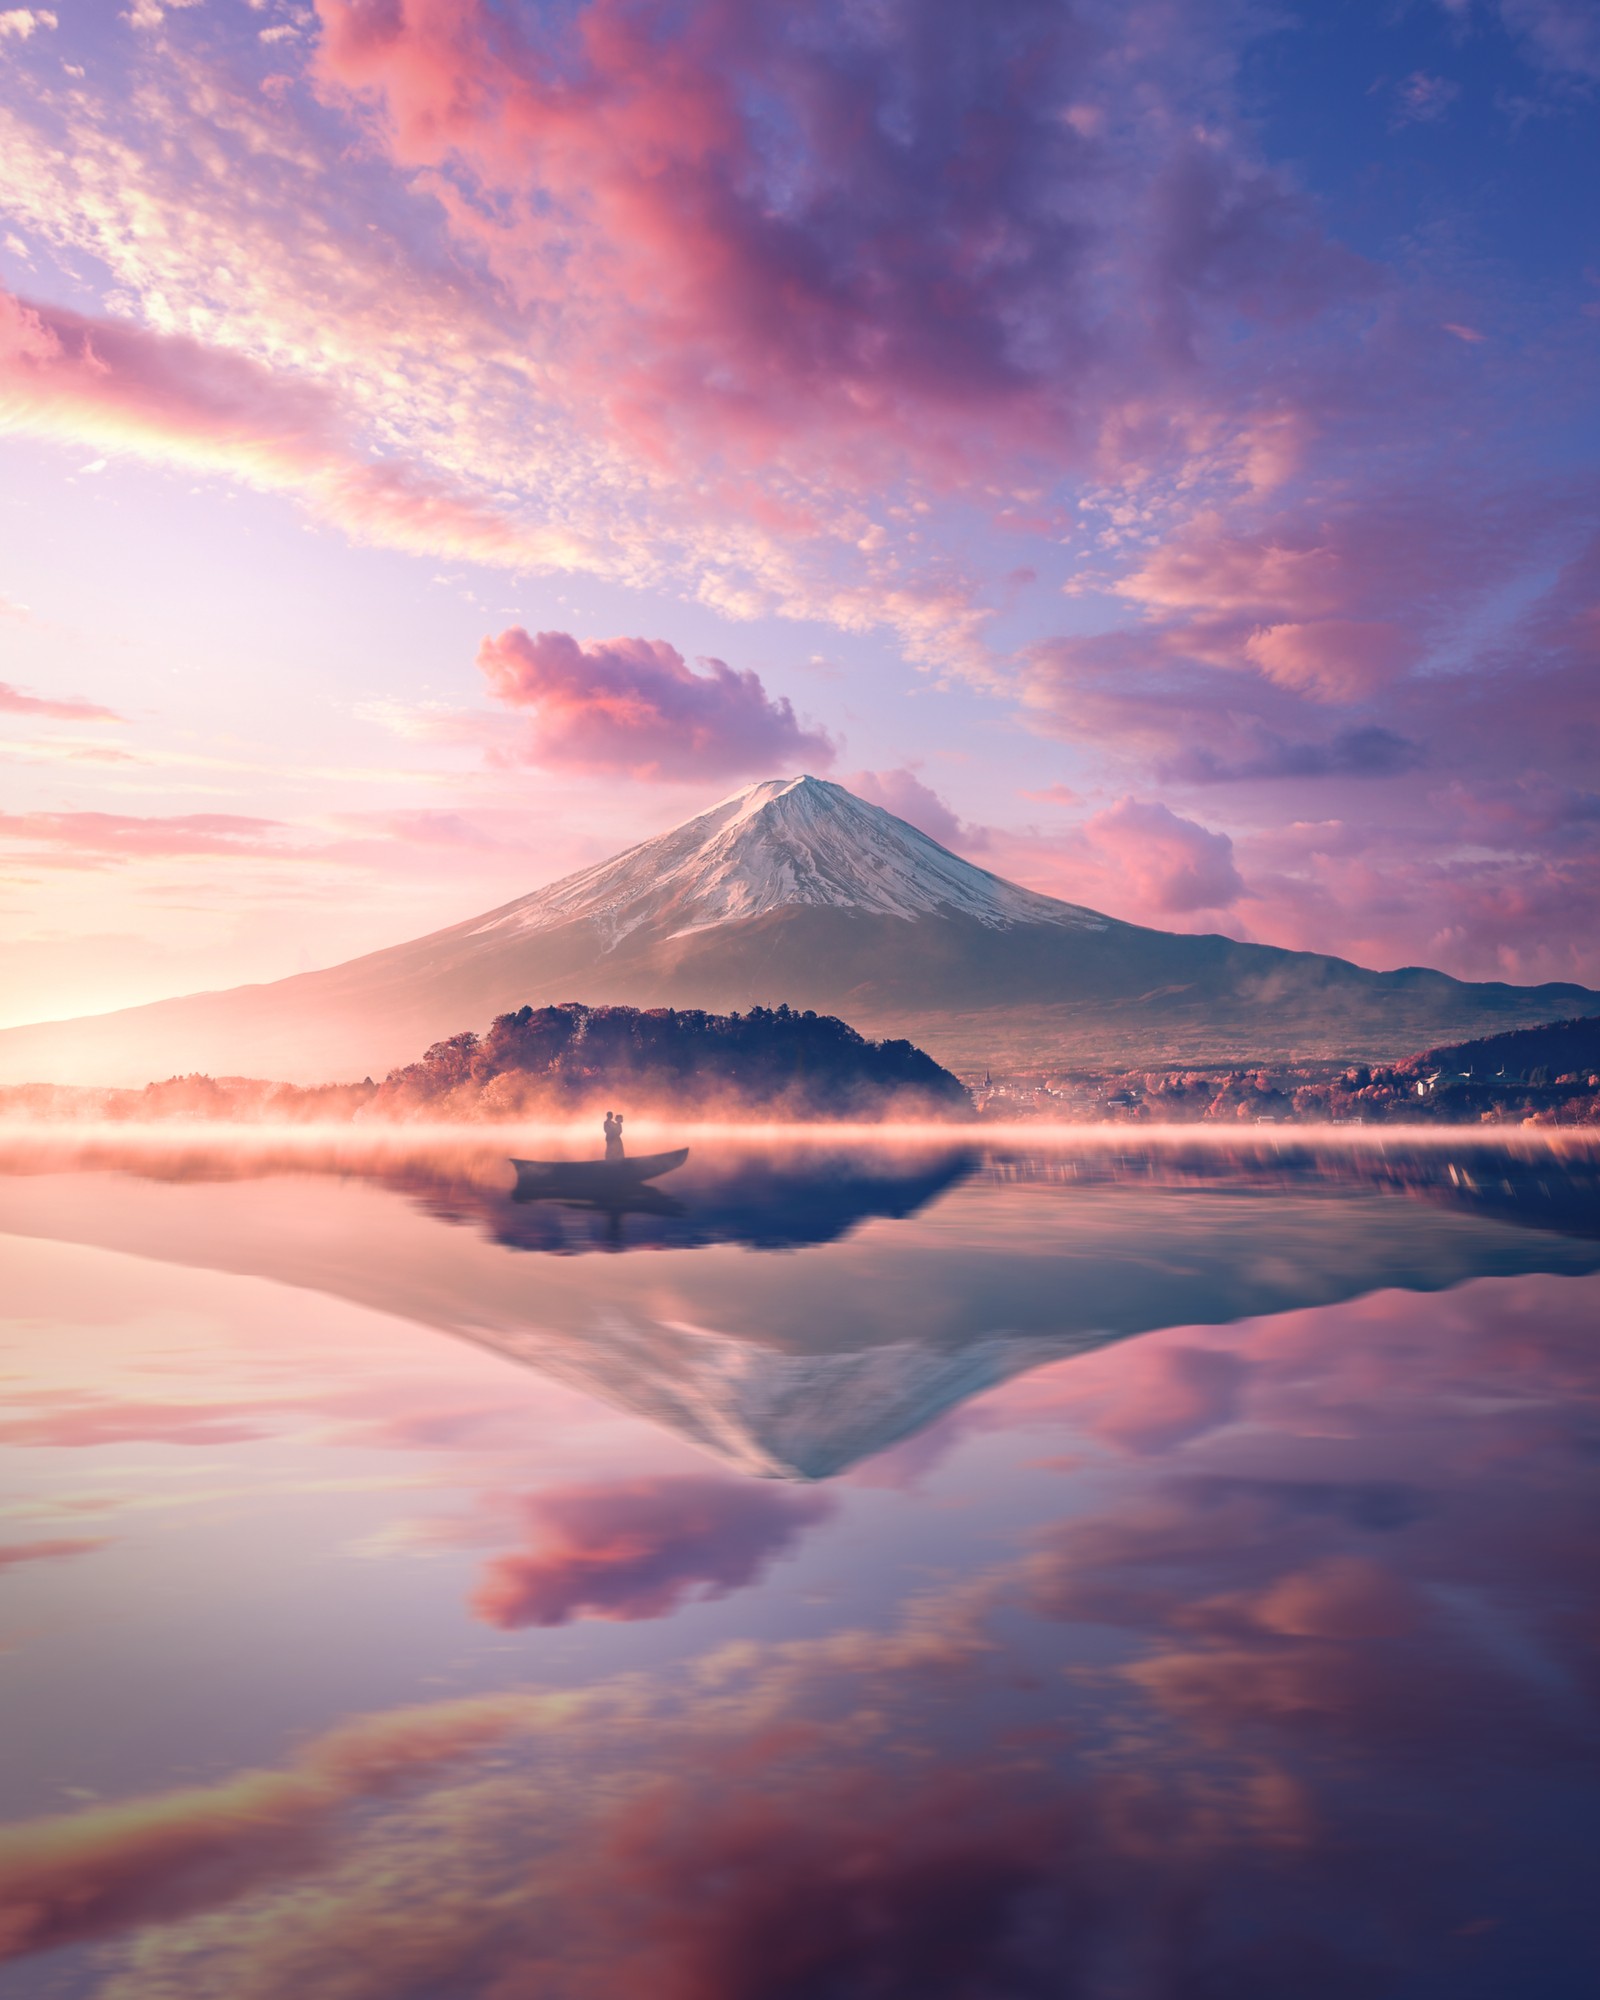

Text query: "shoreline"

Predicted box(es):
[1, 1117, 1596, 1152]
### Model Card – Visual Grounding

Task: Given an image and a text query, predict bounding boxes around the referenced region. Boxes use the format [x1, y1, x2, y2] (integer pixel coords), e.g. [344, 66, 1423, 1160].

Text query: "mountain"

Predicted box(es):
[1, 775, 1595, 1085]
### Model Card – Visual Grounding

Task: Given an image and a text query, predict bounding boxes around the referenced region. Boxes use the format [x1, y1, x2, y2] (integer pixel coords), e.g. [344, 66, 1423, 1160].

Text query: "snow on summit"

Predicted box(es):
[473, 776, 1106, 948]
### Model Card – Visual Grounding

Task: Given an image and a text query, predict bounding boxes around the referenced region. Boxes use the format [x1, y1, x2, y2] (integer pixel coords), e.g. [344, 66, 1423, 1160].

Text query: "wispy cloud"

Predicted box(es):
[0, 680, 121, 722]
[0, 810, 292, 866]
[0, 1535, 107, 1572]
[0, 287, 572, 570]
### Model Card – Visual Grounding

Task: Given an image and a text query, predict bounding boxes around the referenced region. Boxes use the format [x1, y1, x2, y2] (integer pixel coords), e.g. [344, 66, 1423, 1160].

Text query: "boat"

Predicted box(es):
[510, 1147, 690, 1200]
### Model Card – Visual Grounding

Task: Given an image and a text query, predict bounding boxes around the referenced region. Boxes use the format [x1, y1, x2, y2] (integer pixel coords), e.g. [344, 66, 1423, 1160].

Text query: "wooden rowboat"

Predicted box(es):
[510, 1147, 689, 1198]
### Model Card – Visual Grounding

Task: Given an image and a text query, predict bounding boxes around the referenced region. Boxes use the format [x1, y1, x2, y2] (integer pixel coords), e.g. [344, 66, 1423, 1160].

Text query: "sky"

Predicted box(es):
[0, 0, 1597, 1027]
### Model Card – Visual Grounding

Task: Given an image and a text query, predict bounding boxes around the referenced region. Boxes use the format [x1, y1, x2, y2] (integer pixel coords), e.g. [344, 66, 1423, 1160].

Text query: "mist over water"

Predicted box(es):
[1, 1129, 1597, 1996]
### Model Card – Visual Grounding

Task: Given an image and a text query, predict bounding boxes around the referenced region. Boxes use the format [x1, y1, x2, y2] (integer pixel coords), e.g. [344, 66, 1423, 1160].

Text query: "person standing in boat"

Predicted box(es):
[603, 1110, 625, 1161]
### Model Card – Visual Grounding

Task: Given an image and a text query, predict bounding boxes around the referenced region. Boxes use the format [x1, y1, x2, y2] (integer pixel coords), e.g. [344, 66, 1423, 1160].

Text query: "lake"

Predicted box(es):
[1, 1127, 1597, 1998]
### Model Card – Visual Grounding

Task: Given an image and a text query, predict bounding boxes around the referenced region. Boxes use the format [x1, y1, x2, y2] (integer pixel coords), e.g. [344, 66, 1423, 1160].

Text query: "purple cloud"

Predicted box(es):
[477, 628, 835, 780]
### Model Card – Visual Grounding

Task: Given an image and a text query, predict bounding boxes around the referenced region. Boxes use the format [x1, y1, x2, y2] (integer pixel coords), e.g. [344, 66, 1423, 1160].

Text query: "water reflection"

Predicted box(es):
[0, 1134, 1597, 1996]
[500, 1143, 977, 1250]
[0, 1132, 1597, 1480]
[985, 1139, 1600, 1242]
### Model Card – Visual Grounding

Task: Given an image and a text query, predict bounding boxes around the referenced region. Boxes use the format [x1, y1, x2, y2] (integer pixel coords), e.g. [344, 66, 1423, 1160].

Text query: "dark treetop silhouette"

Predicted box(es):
[373, 1002, 972, 1120]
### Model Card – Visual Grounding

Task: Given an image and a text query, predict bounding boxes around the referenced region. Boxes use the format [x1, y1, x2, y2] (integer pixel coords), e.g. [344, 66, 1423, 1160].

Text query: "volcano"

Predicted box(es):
[2, 775, 1594, 1084]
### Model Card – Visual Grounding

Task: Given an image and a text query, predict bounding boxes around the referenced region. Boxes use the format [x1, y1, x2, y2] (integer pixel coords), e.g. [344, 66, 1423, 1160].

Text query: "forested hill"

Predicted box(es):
[1415, 1015, 1600, 1081]
[374, 1003, 972, 1119]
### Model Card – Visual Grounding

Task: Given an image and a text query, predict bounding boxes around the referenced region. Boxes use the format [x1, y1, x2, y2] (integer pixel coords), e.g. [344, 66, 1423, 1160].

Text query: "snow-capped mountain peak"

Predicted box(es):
[472, 774, 1106, 949]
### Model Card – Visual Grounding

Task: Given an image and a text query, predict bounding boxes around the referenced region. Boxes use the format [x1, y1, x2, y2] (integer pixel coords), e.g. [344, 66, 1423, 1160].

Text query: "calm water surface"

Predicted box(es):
[1, 1130, 1597, 1998]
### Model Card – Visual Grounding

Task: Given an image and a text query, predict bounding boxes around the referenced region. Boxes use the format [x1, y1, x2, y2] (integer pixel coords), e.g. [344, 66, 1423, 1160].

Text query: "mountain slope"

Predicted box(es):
[472, 774, 1101, 943]
[1, 775, 1595, 1084]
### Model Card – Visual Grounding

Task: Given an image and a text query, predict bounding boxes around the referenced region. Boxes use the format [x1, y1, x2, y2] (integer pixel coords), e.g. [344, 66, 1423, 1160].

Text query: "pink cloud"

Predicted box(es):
[0, 803, 574, 899]
[845, 768, 989, 853]
[1104, 489, 1567, 700]
[1242, 620, 1417, 705]
[310, 0, 1372, 490]
[328, 809, 512, 852]
[0, 1536, 107, 1573]
[0, 283, 330, 470]
[0, 681, 121, 722]
[1119, 510, 1364, 625]
[472, 1474, 832, 1628]
[1248, 1555, 1419, 1642]
[0, 10, 56, 42]
[1083, 798, 1245, 914]
[1100, 487, 1593, 756]
[0, 1775, 327, 1960]
[0, 811, 291, 867]
[0, 1392, 276, 1447]
[1016, 492, 1475, 788]
[0, 1696, 528, 1960]
[1090, 1346, 1251, 1456]
[476, 628, 835, 780]
[313, 0, 1087, 469]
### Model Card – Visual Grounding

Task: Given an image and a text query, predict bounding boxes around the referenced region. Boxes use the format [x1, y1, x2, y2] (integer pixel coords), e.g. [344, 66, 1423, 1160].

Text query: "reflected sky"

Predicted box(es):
[1, 1134, 1597, 1997]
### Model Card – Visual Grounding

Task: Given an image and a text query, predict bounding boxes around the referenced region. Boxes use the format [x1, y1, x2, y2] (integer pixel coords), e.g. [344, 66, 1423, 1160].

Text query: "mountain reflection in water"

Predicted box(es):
[0, 1132, 1596, 1481]
[0, 1132, 1597, 1998]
